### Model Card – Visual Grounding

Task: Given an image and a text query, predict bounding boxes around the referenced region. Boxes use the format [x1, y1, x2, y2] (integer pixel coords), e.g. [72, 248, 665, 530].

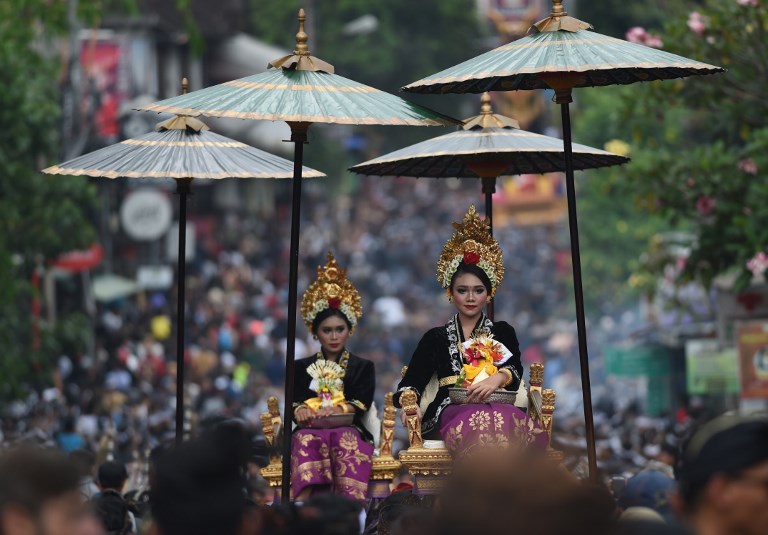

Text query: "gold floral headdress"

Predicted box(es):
[301, 252, 363, 333]
[437, 206, 504, 298]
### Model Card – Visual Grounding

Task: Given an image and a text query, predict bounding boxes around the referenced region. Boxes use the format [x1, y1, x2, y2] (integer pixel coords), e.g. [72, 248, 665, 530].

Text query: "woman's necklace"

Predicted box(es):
[316, 349, 350, 379]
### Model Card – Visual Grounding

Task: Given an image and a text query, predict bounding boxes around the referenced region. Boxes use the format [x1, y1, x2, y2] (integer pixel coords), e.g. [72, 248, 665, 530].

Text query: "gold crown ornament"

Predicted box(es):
[301, 252, 363, 333]
[437, 206, 504, 298]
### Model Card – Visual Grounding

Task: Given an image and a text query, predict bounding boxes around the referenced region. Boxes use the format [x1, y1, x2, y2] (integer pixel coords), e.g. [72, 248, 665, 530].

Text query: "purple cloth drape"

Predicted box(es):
[439, 403, 548, 458]
[291, 427, 373, 501]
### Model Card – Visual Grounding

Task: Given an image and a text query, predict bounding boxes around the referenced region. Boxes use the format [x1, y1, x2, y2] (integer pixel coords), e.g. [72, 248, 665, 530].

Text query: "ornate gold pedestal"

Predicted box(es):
[398, 447, 453, 495]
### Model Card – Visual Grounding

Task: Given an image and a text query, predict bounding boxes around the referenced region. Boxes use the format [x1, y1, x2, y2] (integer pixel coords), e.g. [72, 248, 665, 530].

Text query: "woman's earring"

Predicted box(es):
[312, 335, 318, 341]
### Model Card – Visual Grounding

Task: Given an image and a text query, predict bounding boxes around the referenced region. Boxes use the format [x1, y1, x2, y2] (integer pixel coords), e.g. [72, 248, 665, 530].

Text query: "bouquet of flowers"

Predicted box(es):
[456, 332, 513, 388]
[306, 360, 346, 409]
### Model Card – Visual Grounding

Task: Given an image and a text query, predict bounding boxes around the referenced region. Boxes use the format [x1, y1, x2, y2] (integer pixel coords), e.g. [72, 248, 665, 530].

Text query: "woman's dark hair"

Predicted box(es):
[311, 308, 352, 335]
[449, 262, 492, 295]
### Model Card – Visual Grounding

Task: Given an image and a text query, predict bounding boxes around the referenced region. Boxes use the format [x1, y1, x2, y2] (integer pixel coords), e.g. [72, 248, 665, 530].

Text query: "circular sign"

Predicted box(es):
[120, 188, 172, 241]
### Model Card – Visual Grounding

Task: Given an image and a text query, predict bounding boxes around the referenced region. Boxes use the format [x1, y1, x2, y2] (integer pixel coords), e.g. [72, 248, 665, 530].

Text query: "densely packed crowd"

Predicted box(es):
[3, 176, 583, 457]
[1, 413, 767, 535]
[1, 174, 766, 535]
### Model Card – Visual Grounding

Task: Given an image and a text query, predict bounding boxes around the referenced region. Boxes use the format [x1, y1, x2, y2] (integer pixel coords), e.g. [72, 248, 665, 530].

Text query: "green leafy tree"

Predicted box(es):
[0, 0, 105, 400]
[616, 0, 768, 290]
[572, 0, 767, 315]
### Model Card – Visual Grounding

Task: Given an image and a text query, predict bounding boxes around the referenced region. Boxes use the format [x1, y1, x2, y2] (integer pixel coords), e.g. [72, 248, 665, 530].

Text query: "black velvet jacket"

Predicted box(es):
[394, 317, 522, 437]
[293, 351, 376, 441]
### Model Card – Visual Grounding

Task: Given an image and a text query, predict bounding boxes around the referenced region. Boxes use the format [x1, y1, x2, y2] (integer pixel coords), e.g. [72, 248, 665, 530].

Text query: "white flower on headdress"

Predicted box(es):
[304, 299, 358, 329]
[441, 254, 499, 289]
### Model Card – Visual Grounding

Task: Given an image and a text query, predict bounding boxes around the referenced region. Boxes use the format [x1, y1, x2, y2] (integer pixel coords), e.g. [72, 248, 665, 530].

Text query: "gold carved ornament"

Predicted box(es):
[436, 206, 504, 300]
[300, 252, 363, 333]
[400, 390, 424, 449]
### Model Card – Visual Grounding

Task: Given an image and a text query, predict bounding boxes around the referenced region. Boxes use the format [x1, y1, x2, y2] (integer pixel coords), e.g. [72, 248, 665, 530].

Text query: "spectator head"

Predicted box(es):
[68, 449, 96, 479]
[296, 493, 362, 535]
[618, 470, 674, 520]
[377, 490, 426, 535]
[0, 448, 82, 535]
[61, 416, 76, 434]
[674, 414, 768, 535]
[150, 430, 246, 535]
[437, 450, 617, 535]
[97, 461, 128, 492]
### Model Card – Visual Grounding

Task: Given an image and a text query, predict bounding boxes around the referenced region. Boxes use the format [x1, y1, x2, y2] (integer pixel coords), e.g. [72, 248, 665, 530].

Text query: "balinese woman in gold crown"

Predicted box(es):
[394, 206, 545, 456]
[291, 252, 375, 502]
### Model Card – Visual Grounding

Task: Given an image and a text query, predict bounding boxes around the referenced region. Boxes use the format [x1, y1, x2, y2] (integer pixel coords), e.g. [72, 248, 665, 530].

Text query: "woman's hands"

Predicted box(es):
[295, 406, 313, 424]
[298, 404, 352, 424]
[466, 373, 506, 403]
[316, 405, 347, 417]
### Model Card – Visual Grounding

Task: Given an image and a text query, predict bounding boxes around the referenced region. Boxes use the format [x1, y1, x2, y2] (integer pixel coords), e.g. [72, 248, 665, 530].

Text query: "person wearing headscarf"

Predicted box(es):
[394, 206, 544, 456]
[291, 252, 376, 502]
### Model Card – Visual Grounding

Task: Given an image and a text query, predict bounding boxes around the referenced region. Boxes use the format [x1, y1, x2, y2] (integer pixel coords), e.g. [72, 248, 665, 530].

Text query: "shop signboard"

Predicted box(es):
[685, 339, 740, 395]
[736, 320, 768, 398]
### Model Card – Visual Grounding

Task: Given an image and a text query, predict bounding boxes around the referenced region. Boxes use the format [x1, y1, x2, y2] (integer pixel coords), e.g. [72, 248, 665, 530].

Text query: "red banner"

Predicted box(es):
[52, 243, 104, 272]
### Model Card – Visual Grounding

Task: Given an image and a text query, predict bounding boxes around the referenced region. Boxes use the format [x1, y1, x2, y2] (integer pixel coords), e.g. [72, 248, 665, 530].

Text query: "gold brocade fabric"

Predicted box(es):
[441, 404, 547, 459]
[291, 429, 373, 501]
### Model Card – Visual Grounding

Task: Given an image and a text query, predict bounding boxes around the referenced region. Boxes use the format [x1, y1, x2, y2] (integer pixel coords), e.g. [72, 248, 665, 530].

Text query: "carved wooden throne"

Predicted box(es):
[398, 363, 562, 494]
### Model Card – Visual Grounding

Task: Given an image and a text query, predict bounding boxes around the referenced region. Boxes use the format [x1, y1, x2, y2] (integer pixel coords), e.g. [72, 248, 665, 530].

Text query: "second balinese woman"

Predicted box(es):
[291, 252, 375, 502]
[394, 206, 545, 456]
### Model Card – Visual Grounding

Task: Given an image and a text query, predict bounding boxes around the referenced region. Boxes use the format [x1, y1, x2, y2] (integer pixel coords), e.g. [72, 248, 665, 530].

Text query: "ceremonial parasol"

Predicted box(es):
[402, 0, 724, 480]
[350, 92, 629, 235]
[350, 92, 628, 319]
[140, 10, 459, 500]
[43, 82, 324, 445]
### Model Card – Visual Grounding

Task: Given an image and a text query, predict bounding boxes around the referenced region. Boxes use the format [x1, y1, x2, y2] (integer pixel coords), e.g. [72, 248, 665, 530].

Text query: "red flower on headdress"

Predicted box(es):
[328, 298, 342, 309]
[463, 251, 481, 265]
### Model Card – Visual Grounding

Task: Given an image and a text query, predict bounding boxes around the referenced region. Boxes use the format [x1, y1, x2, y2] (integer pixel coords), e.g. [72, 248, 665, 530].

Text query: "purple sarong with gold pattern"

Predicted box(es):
[439, 403, 548, 458]
[291, 427, 373, 501]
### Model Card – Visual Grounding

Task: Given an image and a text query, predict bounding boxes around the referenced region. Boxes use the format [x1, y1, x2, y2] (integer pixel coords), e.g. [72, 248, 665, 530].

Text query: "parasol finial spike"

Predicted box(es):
[550, 0, 566, 18]
[480, 92, 493, 115]
[294, 8, 309, 55]
[181, 77, 189, 95]
[531, 0, 592, 33]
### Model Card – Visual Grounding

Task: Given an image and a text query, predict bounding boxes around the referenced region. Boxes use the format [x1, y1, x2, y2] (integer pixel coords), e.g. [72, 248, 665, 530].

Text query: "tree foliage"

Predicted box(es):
[574, 0, 768, 314]
[0, 0, 102, 400]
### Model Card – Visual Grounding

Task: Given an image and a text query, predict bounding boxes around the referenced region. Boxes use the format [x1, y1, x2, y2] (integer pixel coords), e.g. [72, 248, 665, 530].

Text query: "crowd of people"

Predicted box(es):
[3, 174, 763, 534]
[1, 413, 767, 535]
[2, 176, 583, 460]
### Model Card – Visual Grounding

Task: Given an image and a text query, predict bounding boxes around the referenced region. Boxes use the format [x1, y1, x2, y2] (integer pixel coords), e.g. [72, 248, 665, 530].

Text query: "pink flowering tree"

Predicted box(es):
[573, 0, 768, 301]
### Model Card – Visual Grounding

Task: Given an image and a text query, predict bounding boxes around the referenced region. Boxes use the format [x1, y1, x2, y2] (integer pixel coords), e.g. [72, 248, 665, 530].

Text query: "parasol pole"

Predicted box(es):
[543, 74, 597, 481]
[482, 176, 496, 321]
[174, 177, 192, 445]
[281, 121, 310, 502]
[467, 159, 508, 323]
[481, 177, 496, 236]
